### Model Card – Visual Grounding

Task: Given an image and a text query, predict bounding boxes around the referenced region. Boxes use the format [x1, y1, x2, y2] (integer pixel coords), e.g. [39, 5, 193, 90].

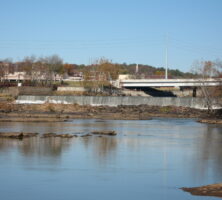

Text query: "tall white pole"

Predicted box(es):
[136, 64, 138, 73]
[165, 34, 168, 79]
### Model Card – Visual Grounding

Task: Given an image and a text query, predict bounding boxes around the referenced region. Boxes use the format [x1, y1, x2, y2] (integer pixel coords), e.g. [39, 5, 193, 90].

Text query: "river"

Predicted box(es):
[0, 118, 222, 200]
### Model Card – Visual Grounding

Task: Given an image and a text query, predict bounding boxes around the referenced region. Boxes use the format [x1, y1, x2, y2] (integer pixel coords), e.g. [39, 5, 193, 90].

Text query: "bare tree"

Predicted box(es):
[193, 60, 222, 112]
[0, 62, 6, 81]
[0, 58, 13, 82]
[22, 56, 39, 84]
[45, 55, 64, 84]
[82, 58, 126, 93]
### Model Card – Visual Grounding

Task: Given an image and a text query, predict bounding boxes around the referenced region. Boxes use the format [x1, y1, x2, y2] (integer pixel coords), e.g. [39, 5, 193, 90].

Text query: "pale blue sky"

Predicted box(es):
[0, 0, 222, 71]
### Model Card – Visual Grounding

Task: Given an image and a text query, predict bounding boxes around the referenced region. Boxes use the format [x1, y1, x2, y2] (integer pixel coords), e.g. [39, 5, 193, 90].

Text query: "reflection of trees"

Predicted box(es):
[0, 137, 72, 162]
[93, 137, 117, 159]
[81, 136, 117, 163]
[0, 138, 23, 152]
[20, 137, 72, 157]
[80, 120, 119, 162]
[192, 125, 222, 181]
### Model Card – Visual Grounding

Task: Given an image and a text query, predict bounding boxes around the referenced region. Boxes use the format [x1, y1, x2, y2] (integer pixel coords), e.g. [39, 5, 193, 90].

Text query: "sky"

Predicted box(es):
[0, 0, 222, 72]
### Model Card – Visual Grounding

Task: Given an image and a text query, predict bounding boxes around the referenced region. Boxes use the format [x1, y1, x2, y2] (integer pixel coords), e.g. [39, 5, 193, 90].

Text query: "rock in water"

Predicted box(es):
[181, 183, 222, 198]
[41, 133, 74, 138]
[0, 132, 38, 139]
[91, 130, 117, 136]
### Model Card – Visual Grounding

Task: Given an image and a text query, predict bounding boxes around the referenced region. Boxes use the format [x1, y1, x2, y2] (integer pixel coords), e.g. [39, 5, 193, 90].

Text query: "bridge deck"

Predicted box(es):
[120, 78, 222, 87]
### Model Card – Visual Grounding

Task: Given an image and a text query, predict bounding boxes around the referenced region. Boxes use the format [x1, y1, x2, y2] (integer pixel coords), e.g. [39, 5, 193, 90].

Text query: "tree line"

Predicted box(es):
[1, 55, 221, 84]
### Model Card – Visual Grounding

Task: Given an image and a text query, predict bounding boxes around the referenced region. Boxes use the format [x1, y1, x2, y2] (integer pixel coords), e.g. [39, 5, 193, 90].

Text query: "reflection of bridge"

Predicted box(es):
[118, 78, 222, 88]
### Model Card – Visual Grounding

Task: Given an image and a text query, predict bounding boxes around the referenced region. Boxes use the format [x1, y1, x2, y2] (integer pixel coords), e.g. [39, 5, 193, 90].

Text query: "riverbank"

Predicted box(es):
[182, 183, 222, 198]
[0, 101, 219, 121]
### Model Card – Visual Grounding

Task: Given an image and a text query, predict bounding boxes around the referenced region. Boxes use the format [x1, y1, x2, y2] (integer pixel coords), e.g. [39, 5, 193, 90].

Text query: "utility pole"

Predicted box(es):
[135, 64, 139, 74]
[165, 34, 168, 79]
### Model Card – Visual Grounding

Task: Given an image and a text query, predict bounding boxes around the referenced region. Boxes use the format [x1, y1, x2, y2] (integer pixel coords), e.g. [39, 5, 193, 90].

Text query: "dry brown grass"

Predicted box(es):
[52, 91, 85, 96]
[0, 102, 15, 112]
[0, 93, 15, 102]
[15, 103, 90, 113]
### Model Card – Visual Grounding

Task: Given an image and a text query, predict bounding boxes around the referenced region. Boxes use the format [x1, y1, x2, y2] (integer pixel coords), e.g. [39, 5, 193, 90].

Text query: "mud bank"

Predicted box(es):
[0, 102, 212, 120]
[0, 130, 117, 139]
[182, 183, 222, 198]
[0, 117, 69, 122]
[0, 132, 75, 139]
[197, 119, 222, 124]
[0, 132, 38, 139]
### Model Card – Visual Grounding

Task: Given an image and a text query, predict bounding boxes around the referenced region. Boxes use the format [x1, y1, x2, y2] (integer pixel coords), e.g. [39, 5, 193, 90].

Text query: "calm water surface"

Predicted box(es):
[0, 118, 222, 200]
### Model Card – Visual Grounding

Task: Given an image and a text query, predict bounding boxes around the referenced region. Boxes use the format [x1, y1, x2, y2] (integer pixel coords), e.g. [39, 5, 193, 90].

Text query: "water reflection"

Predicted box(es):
[81, 136, 118, 163]
[0, 120, 222, 163]
[1, 119, 222, 200]
[192, 124, 222, 182]
[0, 136, 119, 165]
[0, 137, 72, 164]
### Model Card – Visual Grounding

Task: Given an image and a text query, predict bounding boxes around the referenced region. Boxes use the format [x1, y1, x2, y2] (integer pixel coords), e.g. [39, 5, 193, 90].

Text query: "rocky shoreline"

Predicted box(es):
[197, 119, 222, 124]
[0, 130, 117, 139]
[0, 132, 39, 139]
[0, 117, 69, 122]
[182, 183, 222, 198]
[0, 102, 221, 122]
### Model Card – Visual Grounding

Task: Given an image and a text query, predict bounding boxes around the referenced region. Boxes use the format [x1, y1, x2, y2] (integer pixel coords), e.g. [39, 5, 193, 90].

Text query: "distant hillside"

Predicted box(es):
[67, 63, 196, 79]
[0, 55, 196, 80]
[120, 64, 196, 78]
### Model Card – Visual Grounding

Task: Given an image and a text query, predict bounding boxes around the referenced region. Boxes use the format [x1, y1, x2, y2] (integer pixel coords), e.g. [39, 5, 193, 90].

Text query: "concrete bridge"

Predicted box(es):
[117, 78, 222, 88]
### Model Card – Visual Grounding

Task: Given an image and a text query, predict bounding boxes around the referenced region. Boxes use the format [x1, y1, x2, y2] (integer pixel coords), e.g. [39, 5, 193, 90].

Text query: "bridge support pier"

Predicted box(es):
[192, 87, 197, 97]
